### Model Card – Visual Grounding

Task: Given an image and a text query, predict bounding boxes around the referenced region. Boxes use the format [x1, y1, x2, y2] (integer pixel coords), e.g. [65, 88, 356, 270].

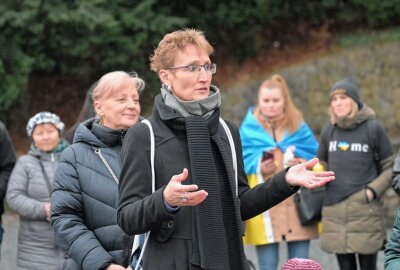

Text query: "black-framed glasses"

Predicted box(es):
[167, 63, 217, 74]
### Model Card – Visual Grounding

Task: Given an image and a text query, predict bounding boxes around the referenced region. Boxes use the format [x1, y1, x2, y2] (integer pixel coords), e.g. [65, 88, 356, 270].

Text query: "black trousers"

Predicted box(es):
[336, 253, 377, 270]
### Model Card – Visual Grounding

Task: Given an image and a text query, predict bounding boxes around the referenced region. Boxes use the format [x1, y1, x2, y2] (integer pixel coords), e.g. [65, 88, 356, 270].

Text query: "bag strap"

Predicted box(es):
[132, 119, 153, 270]
[92, 146, 119, 184]
[38, 158, 53, 195]
[367, 120, 380, 163]
[133, 118, 238, 269]
[219, 118, 238, 196]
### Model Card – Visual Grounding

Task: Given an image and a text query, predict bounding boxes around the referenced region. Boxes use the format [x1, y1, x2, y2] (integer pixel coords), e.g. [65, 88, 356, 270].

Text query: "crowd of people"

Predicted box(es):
[0, 28, 399, 270]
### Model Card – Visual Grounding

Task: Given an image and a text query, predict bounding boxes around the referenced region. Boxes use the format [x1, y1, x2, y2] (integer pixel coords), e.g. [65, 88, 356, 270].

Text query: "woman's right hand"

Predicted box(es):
[260, 158, 277, 180]
[44, 202, 51, 222]
[163, 168, 208, 207]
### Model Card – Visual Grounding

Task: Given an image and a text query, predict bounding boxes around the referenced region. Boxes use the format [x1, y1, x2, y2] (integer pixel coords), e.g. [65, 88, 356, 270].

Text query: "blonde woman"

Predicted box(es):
[51, 71, 145, 270]
[318, 78, 393, 270]
[240, 74, 319, 270]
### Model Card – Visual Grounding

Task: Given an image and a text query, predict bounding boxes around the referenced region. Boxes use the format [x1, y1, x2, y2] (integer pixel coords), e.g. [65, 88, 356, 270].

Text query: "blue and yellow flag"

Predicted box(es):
[239, 107, 318, 244]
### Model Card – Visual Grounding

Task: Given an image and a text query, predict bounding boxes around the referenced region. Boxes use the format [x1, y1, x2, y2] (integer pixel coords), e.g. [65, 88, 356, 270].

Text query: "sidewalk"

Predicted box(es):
[1, 211, 18, 270]
[0, 210, 389, 270]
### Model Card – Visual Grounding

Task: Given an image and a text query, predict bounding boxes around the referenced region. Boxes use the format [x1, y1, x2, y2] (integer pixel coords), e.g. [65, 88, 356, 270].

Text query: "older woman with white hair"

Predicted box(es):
[7, 111, 68, 269]
[51, 71, 145, 270]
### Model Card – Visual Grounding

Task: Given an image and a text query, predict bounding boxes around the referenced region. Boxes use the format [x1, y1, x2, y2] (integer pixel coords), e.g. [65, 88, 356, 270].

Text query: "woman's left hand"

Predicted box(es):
[285, 158, 335, 189]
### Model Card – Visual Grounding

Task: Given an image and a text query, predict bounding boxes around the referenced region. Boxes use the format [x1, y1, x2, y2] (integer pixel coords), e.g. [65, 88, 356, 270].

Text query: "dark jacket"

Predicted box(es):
[318, 105, 393, 254]
[385, 208, 400, 269]
[51, 118, 133, 270]
[392, 148, 400, 194]
[117, 96, 296, 270]
[0, 121, 16, 223]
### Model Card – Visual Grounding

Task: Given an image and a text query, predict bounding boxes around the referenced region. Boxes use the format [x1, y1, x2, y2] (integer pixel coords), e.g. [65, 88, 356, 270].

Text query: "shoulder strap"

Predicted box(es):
[132, 119, 153, 270]
[326, 124, 335, 142]
[367, 119, 380, 163]
[323, 124, 335, 164]
[38, 158, 53, 195]
[141, 119, 155, 192]
[219, 118, 238, 196]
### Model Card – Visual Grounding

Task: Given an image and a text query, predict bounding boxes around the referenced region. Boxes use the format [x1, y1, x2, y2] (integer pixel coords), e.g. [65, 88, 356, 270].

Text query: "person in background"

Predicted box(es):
[240, 74, 319, 270]
[51, 71, 145, 270]
[63, 82, 97, 144]
[384, 148, 400, 269]
[117, 28, 334, 270]
[0, 120, 16, 259]
[6, 112, 68, 269]
[391, 147, 400, 195]
[318, 78, 393, 270]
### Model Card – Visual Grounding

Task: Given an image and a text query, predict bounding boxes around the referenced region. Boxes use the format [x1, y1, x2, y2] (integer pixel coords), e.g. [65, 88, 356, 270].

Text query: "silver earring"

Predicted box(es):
[164, 84, 172, 92]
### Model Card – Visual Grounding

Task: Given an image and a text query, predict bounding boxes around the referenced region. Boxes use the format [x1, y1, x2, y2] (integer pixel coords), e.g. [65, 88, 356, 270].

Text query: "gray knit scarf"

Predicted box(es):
[161, 84, 222, 119]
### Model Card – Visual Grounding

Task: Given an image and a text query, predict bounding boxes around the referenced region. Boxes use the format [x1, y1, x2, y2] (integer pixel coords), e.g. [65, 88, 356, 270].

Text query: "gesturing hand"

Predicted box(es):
[285, 158, 335, 189]
[163, 168, 208, 207]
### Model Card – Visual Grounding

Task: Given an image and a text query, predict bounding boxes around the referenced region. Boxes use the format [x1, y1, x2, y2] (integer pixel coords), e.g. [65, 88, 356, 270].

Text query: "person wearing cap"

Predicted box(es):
[318, 77, 393, 270]
[63, 81, 97, 144]
[6, 111, 68, 269]
[51, 71, 145, 270]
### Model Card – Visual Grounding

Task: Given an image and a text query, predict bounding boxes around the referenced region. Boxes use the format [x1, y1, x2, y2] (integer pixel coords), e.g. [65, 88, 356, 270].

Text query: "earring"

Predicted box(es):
[163, 84, 172, 92]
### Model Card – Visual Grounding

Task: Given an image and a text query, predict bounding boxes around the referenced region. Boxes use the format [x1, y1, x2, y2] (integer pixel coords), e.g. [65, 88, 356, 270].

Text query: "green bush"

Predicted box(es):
[1, 0, 400, 121]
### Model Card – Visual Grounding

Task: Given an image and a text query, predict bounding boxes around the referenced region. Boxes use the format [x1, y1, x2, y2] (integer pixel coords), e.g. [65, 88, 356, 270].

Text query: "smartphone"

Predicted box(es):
[261, 151, 274, 162]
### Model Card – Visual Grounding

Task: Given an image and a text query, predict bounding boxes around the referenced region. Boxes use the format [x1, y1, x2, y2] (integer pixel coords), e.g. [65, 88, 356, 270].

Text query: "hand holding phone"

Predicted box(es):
[261, 151, 274, 162]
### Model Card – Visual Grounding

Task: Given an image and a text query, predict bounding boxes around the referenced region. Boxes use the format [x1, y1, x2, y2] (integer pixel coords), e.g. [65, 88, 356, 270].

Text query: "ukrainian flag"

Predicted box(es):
[240, 107, 318, 244]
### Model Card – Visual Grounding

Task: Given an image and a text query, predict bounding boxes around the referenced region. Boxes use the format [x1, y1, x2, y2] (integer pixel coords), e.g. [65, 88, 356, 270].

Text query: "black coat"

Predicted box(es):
[117, 98, 296, 270]
[0, 121, 16, 222]
[51, 119, 133, 270]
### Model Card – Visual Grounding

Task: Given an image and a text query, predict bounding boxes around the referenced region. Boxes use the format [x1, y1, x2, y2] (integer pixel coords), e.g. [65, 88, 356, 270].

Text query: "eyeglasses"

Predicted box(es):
[167, 63, 217, 74]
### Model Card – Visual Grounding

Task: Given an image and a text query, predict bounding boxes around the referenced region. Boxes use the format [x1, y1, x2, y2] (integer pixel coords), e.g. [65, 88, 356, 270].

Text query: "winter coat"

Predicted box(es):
[392, 148, 400, 194]
[0, 121, 16, 223]
[117, 95, 297, 270]
[384, 208, 400, 269]
[6, 145, 65, 270]
[318, 105, 393, 254]
[51, 118, 133, 270]
[240, 107, 319, 244]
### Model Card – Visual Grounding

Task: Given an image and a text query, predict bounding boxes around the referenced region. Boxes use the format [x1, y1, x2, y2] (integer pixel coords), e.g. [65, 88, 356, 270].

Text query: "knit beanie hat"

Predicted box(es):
[281, 258, 323, 270]
[330, 77, 363, 109]
[26, 111, 65, 137]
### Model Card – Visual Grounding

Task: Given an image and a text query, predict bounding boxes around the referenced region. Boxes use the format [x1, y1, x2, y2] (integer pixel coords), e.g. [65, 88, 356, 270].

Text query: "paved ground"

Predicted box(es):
[1, 212, 18, 270]
[0, 210, 388, 270]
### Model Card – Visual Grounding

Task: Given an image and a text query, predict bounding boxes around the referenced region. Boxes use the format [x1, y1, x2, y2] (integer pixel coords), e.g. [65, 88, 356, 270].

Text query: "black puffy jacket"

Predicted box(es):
[51, 118, 133, 270]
